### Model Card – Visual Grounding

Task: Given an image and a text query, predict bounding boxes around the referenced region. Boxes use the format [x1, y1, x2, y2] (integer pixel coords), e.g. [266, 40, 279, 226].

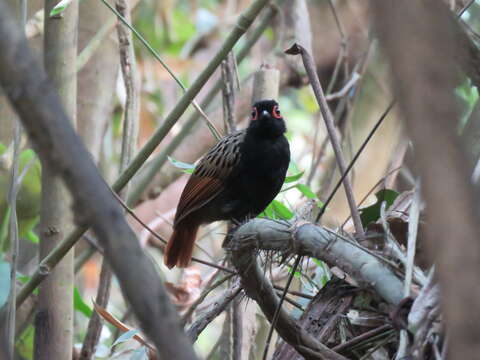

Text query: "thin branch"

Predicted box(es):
[5, 120, 22, 360]
[316, 99, 396, 223]
[15, 0, 269, 307]
[181, 273, 234, 325]
[458, 0, 475, 17]
[99, 0, 222, 140]
[395, 181, 421, 359]
[285, 43, 364, 237]
[325, 72, 361, 101]
[332, 325, 393, 353]
[187, 279, 242, 342]
[111, 190, 236, 273]
[221, 51, 238, 134]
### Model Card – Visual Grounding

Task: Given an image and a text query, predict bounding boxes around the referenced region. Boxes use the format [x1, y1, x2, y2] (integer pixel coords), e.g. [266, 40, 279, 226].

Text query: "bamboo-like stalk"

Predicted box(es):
[34, 0, 78, 359]
[15, 0, 270, 308]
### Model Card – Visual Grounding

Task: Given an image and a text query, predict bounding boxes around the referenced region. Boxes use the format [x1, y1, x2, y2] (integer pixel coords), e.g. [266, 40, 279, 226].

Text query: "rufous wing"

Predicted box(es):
[173, 131, 244, 225]
[173, 175, 224, 225]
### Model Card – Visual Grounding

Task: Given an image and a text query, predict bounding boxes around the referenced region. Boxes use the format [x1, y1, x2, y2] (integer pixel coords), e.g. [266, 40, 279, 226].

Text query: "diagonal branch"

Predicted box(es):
[0, 4, 196, 359]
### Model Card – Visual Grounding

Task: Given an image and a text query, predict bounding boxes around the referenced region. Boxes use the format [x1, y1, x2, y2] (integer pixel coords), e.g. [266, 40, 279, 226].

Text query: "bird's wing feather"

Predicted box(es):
[174, 131, 245, 225]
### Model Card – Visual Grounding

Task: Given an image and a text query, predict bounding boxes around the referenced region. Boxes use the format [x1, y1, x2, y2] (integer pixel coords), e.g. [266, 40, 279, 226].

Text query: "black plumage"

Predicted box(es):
[164, 99, 290, 268]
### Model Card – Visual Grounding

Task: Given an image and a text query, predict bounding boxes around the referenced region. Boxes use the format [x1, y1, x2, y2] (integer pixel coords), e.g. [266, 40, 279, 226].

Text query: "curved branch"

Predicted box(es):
[230, 234, 346, 359]
[229, 219, 404, 306]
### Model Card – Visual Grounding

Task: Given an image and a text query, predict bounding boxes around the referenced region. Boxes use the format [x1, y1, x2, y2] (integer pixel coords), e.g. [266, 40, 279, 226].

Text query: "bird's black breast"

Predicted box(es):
[222, 134, 290, 220]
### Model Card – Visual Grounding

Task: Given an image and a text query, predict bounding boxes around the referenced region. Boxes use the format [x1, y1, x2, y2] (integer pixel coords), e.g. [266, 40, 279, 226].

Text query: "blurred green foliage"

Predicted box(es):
[0, 145, 41, 249]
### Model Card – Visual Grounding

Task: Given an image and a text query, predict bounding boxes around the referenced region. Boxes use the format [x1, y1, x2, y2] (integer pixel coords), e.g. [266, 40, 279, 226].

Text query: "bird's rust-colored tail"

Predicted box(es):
[164, 223, 199, 268]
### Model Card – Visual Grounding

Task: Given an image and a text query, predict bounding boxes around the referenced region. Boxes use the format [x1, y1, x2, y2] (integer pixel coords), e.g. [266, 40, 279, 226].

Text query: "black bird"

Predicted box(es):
[164, 99, 290, 268]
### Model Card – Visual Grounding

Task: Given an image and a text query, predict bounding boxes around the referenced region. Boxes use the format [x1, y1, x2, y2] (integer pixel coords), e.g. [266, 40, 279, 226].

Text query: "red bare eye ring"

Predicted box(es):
[251, 107, 258, 120]
[272, 105, 282, 119]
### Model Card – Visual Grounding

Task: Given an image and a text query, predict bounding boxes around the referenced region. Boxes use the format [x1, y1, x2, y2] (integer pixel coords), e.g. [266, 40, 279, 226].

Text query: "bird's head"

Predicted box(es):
[247, 99, 286, 138]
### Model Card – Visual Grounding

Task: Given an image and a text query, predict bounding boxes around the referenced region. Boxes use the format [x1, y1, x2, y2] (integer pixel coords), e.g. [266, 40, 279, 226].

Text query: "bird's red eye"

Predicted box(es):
[272, 105, 282, 119]
[251, 107, 258, 120]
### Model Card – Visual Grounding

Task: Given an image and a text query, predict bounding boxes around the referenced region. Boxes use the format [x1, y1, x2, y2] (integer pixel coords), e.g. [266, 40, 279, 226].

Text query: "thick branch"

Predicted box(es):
[373, 0, 480, 357]
[229, 219, 404, 305]
[0, 5, 196, 360]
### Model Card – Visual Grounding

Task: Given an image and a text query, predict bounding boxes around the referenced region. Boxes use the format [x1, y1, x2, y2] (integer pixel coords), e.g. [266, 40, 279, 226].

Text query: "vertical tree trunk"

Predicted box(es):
[34, 2, 78, 359]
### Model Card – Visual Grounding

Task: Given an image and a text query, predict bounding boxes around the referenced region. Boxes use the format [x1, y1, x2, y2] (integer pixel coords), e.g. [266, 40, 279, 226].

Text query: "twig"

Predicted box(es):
[100, 0, 222, 140]
[458, 0, 475, 17]
[272, 285, 314, 300]
[15, 0, 269, 308]
[316, 99, 396, 223]
[187, 279, 242, 342]
[395, 181, 421, 359]
[325, 72, 361, 101]
[111, 190, 236, 273]
[181, 273, 235, 325]
[380, 201, 426, 286]
[5, 118, 22, 360]
[221, 51, 238, 134]
[285, 43, 364, 237]
[340, 166, 403, 230]
[332, 324, 393, 353]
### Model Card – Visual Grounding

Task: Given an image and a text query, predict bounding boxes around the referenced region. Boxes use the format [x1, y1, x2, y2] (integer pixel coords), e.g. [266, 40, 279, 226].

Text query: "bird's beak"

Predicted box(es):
[261, 110, 269, 117]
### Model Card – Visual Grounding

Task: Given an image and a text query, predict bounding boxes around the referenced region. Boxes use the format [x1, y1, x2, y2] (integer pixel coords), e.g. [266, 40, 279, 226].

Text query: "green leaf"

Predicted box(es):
[259, 203, 275, 219]
[167, 156, 195, 174]
[74, 287, 92, 317]
[112, 329, 140, 347]
[296, 184, 317, 199]
[271, 200, 293, 220]
[16, 324, 35, 359]
[359, 189, 399, 227]
[287, 265, 301, 278]
[24, 229, 39, 244]
[0, 259, 11, 308]
[284, 171, 304, 183]
[49, 0, 75, 17]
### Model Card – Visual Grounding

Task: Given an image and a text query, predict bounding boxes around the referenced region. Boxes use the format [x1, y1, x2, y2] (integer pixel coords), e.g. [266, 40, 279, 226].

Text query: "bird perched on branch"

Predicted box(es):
[164, 99, 290, 268]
